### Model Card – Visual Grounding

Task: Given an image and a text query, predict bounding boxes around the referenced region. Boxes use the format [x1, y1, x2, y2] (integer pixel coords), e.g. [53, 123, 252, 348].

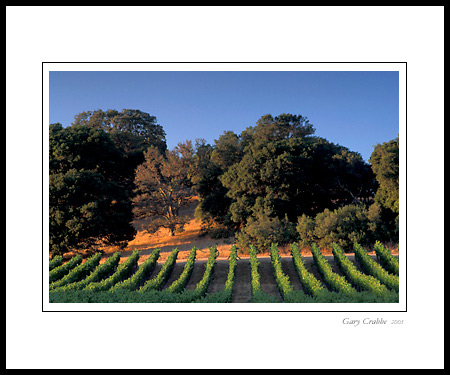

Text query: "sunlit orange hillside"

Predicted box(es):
[105, 197, 235, 263]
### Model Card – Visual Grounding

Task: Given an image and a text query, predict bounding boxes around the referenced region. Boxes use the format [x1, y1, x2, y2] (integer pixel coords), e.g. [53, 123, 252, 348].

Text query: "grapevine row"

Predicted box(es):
[190, 246, 218, 298]
[110, 248, 161, 292]
[49, 255, 63, 271]
[49, 252, 102, 290]
[166, 247, 197, 294]
[290, 243, 325, 297]
[49, 254, 83, 283]
[269, 243, 294, 299]
[249, 245, 280, 303]
[149, 245, 219, 302]
[52, 252, 121, 292]
[84, 250, 140, 292]
[374, 241, 399, 275]
[249, 245, 261, 295]
[223, 245, 238, 296]
[198, 245, 239, 303]
[269, 244, 312, 302]
[139, 248, 179, 292]
[332, 243, 389, 296]
[353, 243, 399, 292]
[310, 243, 357, 296]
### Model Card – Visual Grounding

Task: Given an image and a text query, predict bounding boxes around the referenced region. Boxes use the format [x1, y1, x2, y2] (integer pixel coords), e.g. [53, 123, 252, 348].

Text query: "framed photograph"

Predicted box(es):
[43, 62, 406, 313]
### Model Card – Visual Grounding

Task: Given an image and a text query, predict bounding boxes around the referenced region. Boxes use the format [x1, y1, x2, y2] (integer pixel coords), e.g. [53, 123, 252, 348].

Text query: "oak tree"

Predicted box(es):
[49, 123, 136, 256]
[132, 142, 195, 236]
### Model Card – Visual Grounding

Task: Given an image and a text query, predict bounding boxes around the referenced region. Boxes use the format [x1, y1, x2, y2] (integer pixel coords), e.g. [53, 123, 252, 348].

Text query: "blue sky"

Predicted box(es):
[49, 70, 399, 162]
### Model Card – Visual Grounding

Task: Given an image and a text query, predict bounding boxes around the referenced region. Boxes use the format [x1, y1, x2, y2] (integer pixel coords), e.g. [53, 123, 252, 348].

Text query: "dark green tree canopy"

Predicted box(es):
[221, 136, 375, 227]
[210, 130, 243, 169]
[240, 113, 315, 151]
[72, 108, 167, 155]
[50, 122, 127, 178]
[49, 123, 136, 256]
[49, 108, 398, 256]
[369, 137, 399, 214]
[71, 109, 168, 194]
[194, 113, 315, 223]
[193, 113, 375, 242]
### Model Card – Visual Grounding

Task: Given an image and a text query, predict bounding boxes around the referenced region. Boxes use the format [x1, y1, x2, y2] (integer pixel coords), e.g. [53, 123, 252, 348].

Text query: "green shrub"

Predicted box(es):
[296, 214, 316, 248]
[297, 204, 380, 252]
[236, 212, 297, 252]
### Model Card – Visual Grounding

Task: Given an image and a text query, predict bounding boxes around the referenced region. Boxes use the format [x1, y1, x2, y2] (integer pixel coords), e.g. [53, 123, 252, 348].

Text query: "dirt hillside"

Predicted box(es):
[104, 197, 235, 264]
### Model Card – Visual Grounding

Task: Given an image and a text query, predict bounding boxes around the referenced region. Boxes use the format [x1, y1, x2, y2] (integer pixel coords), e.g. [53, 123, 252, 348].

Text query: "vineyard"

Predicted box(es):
[48, 242, 399, 303]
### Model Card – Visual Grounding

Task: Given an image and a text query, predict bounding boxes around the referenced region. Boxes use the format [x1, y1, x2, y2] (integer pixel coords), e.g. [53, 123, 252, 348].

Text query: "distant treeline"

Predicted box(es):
[49, 109, 399, 256]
